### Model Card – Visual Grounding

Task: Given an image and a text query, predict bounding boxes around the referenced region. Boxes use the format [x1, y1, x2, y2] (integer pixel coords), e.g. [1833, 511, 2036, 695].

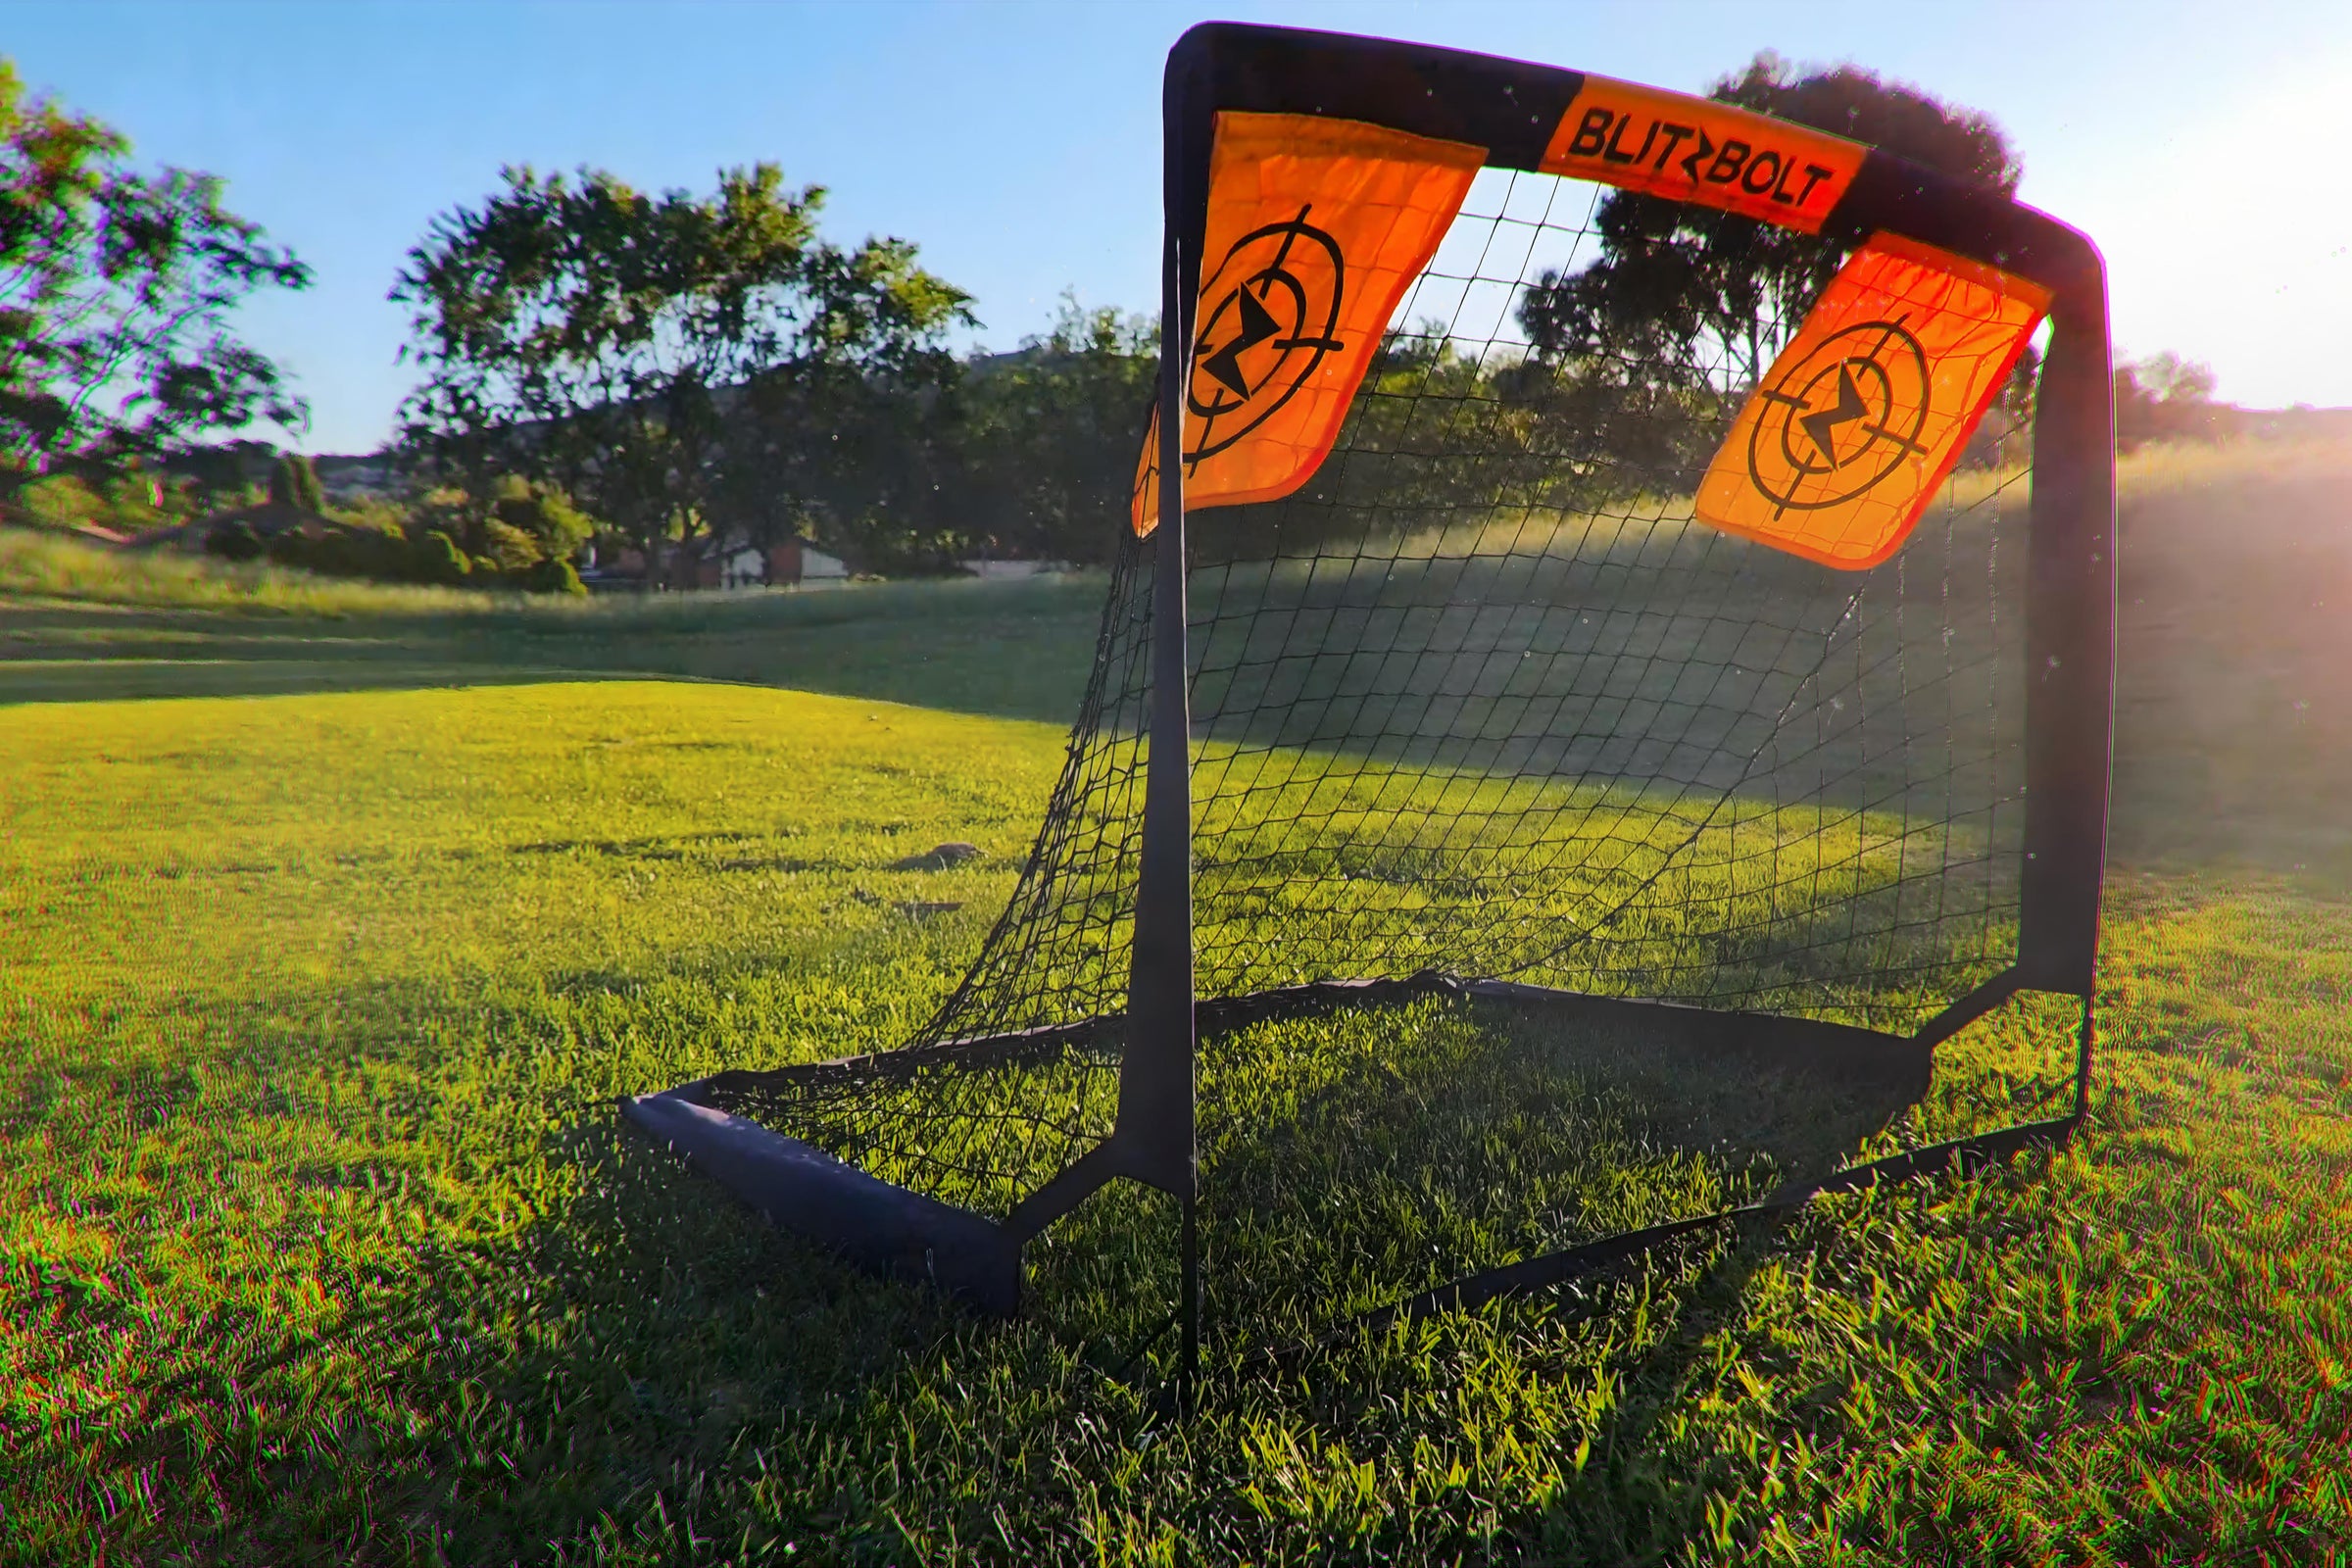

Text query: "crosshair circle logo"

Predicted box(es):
[1747, 319, 1934, 514]
[1185, 206, 1346, 464]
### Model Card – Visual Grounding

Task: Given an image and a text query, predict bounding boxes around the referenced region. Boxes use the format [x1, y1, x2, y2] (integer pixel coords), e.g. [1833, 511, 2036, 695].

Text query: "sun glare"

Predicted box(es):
[2090, 50, 2352, 407]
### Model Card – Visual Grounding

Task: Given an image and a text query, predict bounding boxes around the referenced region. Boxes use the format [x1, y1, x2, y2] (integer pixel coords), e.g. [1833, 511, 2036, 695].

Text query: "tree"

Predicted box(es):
[268, 450, 323, 512]
[2113, 351, 2224, 450]
[2128, 352, 2218, 408]
[392, 162, 973, 574]
[487, 474, 596, 566]
[0, 60, 310, 508]
[953, 293, 1157, 564]
[1513, 53, 2024, 494]
[712, 313, 970, 575]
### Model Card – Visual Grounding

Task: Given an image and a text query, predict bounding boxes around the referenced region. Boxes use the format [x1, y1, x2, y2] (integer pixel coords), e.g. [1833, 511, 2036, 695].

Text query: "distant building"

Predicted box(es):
[580, 533, 847, 591]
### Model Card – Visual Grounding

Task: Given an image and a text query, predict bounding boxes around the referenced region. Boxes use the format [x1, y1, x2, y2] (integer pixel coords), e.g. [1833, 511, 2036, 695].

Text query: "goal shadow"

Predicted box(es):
[1012, 988, 1935, 1362]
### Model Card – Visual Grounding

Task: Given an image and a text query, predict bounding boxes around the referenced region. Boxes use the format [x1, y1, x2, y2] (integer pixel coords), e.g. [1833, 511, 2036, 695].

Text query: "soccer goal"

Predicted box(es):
[622, 23, 2114, 1373]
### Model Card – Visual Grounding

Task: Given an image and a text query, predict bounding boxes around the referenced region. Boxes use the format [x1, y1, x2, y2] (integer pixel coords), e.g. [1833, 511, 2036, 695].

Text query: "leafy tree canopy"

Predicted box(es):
[392, 162, 973, 567]
[488, 475, 597, 565]
[0, 60, 310, 506]
[954, 293, 1156, 564]
[2114, 351, 2224, 450]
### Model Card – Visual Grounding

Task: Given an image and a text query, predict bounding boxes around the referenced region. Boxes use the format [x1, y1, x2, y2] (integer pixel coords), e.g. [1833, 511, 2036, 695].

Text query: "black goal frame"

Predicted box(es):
[622, 21, 2116, 1397]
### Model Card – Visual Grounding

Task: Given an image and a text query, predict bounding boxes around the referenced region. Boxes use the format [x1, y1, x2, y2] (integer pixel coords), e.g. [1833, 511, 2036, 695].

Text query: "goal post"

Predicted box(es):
[622, 22, 2115, 1371]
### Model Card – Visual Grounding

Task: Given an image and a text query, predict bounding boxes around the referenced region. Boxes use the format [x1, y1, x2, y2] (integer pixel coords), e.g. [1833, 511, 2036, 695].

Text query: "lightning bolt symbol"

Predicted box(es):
[1799, 364, 1868, 465]
[1199, 283, 1281, 400]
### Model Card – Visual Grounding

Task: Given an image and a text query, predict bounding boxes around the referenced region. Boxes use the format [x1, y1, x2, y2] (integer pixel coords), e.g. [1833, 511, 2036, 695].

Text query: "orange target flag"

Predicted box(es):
[1130, 112, 1485, 536]
[1692, 233, 2053, 570]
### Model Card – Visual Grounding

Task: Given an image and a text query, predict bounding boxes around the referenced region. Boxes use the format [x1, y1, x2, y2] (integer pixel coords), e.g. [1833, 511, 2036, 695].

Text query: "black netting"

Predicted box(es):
[708, 168, 2032, 1224]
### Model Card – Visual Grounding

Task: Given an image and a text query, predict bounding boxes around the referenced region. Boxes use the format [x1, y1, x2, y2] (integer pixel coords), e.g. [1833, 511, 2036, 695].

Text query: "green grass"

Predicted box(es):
[0, 528, 1104, 723]
[0, 525, 497, 616]
[3, 442, 2351, 1564]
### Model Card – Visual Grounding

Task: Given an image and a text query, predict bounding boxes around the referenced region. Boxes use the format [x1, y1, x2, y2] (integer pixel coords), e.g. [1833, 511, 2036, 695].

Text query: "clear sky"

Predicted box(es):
[9, 0, 2350, 454]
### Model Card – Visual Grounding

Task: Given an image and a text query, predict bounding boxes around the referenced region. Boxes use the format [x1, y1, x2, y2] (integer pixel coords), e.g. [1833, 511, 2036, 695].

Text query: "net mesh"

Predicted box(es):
[710, 166, 2034, 1222]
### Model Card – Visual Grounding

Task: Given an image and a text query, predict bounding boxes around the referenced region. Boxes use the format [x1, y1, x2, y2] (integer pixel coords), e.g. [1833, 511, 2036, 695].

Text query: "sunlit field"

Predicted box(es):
[3, 440, 2349, 1564]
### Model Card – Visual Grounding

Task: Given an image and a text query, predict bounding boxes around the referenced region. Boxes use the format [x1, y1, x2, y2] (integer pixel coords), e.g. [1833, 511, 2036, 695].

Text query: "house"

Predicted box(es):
[580, 533, 848, 591]
[767, 538, 850, 586]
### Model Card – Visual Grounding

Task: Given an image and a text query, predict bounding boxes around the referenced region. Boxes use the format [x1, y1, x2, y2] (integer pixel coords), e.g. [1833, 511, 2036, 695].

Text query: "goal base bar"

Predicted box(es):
[618, 1090, 1024, 1316]
[614, 971, 2018, 1326]
[1245, 1106, 2082, 1375]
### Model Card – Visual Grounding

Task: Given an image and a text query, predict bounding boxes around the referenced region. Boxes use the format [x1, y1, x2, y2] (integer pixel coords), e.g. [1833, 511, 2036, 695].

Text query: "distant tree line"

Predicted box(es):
[388, 53, 2065, 579]
[0, 51, 2278, 593]
[2111, 352, 2228, 451]
[388, 158, 1158, 576]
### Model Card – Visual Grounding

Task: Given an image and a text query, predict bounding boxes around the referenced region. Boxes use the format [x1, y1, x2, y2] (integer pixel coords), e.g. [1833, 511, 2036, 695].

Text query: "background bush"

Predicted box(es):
[204, 518, 264, 562]
[268, 452, 326, 513]
[524, 556, 586, 596]
[416, 529, 470, 584]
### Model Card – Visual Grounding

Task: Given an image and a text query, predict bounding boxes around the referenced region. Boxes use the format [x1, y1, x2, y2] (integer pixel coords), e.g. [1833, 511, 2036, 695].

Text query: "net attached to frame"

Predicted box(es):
[707, 165, 2036, 1224]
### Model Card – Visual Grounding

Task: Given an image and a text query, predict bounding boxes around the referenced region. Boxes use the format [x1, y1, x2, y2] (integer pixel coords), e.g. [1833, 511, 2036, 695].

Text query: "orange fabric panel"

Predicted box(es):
[1131, 112, 1484, 536]
[1692, 233, 2054, 570]
[1540, 75, 1865, 234]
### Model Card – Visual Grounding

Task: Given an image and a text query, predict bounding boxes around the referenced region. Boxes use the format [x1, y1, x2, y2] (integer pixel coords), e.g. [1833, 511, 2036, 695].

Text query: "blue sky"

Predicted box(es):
[10, 0, 2350, 454]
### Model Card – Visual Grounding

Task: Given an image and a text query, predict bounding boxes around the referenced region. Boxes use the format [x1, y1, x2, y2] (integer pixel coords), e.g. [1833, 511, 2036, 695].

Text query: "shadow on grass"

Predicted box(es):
[0, 574, 1106, 724]
[12, 959, 1992, 1563]
[56, 1126, 1004, 1564]
[1174, 994, 1924, 1349]
[438, 996, 1931, 1561]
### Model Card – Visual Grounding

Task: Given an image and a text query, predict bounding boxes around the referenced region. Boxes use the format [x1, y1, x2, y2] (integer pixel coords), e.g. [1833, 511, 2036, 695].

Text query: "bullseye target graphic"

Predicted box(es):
[1185, 208, 1347, 464]
[1693, 233, 2054, 570]
[1130, 111, 1489, 536]
[1746, 320, 1933, 515]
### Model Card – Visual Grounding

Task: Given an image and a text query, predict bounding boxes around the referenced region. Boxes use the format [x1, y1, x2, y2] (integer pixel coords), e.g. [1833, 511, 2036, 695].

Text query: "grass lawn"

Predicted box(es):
[3, 440, 2350, 1565]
